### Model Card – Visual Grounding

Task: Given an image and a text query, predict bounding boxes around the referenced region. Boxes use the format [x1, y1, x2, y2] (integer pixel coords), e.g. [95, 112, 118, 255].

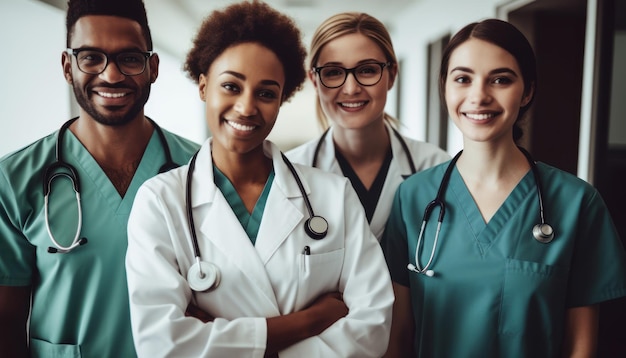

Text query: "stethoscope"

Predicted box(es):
[185, 150, 329, 292]
[44, 117, 179, 254]
[407, 147, 555, 277]
[312, 126, 417, 176]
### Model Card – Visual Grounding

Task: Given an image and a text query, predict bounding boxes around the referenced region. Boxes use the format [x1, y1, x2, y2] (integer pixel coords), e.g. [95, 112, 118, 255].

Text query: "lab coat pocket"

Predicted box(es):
[297, 248, 345, 308]
[499, 258, 568, 339]
[30, 338, 81, 357]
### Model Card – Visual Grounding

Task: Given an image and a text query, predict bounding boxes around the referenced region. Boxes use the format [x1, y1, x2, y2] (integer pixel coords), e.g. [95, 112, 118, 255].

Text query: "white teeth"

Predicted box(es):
[98, 92, 127, 98]
[227, 121, 255, 131]
[465, 113, 494, 120]
[341, 102, 365, 108]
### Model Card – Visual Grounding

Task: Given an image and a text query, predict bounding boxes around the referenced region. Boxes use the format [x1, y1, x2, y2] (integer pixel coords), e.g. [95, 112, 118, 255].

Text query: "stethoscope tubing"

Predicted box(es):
[44, 174, 83, 253]
[186, 152, 202, 261]
[184, 148, 329, 291]
[409, 147, 553, 277]
[44, 117, 176, 254]
[312, 126, 416, 175]
[410, 151, 459, 275]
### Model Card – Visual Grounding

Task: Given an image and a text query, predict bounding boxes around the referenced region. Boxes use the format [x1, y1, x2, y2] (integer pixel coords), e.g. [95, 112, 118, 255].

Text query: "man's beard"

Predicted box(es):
[72, 82, 151, 127]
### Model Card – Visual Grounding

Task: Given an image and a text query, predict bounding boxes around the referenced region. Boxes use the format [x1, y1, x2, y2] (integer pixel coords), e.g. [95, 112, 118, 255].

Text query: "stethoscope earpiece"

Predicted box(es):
[408, 263, 435, 277]
[305, 215, 328, 240]
[533, 223, 554, 243]
[187, 260, 221, 292]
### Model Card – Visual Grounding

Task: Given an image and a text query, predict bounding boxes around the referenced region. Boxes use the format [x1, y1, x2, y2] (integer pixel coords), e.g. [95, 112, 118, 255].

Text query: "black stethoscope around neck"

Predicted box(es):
[407, 147, 555, 277]
[312, 126, 417, 176]
[185, 150, 329, 292]
[44, 117, 179, 254]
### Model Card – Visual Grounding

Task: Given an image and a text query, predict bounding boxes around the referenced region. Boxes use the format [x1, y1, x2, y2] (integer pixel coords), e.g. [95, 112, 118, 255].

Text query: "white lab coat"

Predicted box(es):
[126, 139, 393, 358]
[286, 123, 450, 241]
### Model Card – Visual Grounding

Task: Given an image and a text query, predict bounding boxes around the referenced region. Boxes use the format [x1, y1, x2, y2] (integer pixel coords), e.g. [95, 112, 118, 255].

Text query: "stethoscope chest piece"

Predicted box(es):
[187, 260, 221, 292]
[305, 215, 328, 240]
[533, 223, 554, 243]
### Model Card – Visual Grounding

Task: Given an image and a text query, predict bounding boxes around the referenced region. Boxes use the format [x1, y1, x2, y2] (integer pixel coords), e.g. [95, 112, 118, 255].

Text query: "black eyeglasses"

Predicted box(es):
[312, 62, 391, 89]
[66, 48, 153, 76]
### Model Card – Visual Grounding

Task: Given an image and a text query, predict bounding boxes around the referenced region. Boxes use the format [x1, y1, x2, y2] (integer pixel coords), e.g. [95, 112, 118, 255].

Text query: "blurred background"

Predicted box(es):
[1, 0, 625, 354]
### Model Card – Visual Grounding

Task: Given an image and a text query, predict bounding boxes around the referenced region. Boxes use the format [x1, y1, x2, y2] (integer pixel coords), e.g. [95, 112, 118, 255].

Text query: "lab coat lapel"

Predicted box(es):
[255, 142, 304, 264]
[192, 140, 279, 310]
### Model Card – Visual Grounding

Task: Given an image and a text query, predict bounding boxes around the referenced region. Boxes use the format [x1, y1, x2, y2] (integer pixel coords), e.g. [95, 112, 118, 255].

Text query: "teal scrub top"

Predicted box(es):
[213, 165, 274, 244]
[382, 161, 626, 357]
[0, 124, 198, 357]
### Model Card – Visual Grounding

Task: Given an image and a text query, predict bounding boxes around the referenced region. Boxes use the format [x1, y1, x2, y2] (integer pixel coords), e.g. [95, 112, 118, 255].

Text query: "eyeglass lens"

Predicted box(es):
[319, 63, 385, 88]
[74, 50, 148, 76]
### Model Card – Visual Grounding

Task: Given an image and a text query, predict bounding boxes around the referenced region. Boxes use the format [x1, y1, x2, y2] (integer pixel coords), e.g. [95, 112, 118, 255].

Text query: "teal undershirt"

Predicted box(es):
[213, 165, 274, 244]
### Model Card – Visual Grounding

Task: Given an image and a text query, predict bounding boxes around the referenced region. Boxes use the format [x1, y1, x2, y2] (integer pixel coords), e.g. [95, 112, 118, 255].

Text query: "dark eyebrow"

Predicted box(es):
[449, 66, 519, 77]
[489, 67, 519, 77]
[221, 70, 282, 88]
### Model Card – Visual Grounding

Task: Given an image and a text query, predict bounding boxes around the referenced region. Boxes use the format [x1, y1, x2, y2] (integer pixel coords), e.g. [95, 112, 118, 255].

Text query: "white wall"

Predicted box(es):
[144, 50, 206, 144]
[0, 0, 69, 156]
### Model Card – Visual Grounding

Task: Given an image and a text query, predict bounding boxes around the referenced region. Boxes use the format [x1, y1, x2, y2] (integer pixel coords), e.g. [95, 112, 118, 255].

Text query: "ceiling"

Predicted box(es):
[40, 0, 418, 61]
[144, 0, 419, 60]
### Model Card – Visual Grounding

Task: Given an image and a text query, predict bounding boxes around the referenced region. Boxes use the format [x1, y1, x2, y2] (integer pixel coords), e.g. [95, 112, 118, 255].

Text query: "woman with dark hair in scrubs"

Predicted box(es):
[383, 19, 626, 357]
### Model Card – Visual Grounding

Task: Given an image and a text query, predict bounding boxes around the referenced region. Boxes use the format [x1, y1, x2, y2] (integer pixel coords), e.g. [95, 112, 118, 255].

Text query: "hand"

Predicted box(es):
[185, 303, 214, 323]
[305, 291, 349, 336]
[265, 291, 349, 355]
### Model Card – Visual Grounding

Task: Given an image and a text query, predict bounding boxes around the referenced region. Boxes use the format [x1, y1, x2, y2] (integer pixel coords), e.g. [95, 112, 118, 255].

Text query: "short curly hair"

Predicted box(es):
[66, 0, 153, 50]
[184, 0, 307, 102]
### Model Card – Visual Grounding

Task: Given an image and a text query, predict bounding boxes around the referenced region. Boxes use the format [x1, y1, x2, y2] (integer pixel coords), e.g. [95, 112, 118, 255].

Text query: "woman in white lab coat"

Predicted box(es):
[125, 2, 393, 357]
[286, 13, 450, 241]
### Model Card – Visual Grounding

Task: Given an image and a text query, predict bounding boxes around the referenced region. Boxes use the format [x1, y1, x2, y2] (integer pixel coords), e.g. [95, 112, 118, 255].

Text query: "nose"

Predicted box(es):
[98, 61, 126, 84]
[234, 93, 258, 117]
[341, 71, 362, 95]
[468, 82, 492, 104]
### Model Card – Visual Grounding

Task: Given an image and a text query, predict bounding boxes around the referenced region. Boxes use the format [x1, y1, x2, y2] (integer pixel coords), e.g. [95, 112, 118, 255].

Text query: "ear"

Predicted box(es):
[387, 62, 398, 90]
[521, 82, 535, 107]
[62, 51, 73, 84]
[198, 73, 207, 102]
[308, 69, 319, 90]
[149, 52, 159, 83]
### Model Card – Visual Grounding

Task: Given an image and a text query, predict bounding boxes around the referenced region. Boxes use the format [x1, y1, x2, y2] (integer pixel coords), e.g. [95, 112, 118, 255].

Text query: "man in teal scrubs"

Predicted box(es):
[0, 0, 198, 356]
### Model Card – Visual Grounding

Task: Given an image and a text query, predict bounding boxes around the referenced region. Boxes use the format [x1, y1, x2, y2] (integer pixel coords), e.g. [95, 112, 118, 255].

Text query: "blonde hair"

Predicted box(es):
[309, 12, 399, 129]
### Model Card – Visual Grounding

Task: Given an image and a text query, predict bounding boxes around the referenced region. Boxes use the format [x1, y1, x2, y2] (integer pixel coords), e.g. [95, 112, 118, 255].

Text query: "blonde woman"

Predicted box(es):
[287, 12, 449, 241]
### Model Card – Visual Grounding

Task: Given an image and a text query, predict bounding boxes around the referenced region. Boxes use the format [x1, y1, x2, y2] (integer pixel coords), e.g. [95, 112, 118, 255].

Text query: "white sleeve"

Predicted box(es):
[126, 182, 267, 358]
[279, 181, 394, 358]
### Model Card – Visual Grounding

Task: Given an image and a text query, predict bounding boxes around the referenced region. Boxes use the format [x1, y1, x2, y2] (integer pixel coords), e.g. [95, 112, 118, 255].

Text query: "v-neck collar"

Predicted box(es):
[335, 146, 393, 223]
[64, 129, 165, 217]
[213, 164, 275, 244]
[448, 166, 534, 255]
